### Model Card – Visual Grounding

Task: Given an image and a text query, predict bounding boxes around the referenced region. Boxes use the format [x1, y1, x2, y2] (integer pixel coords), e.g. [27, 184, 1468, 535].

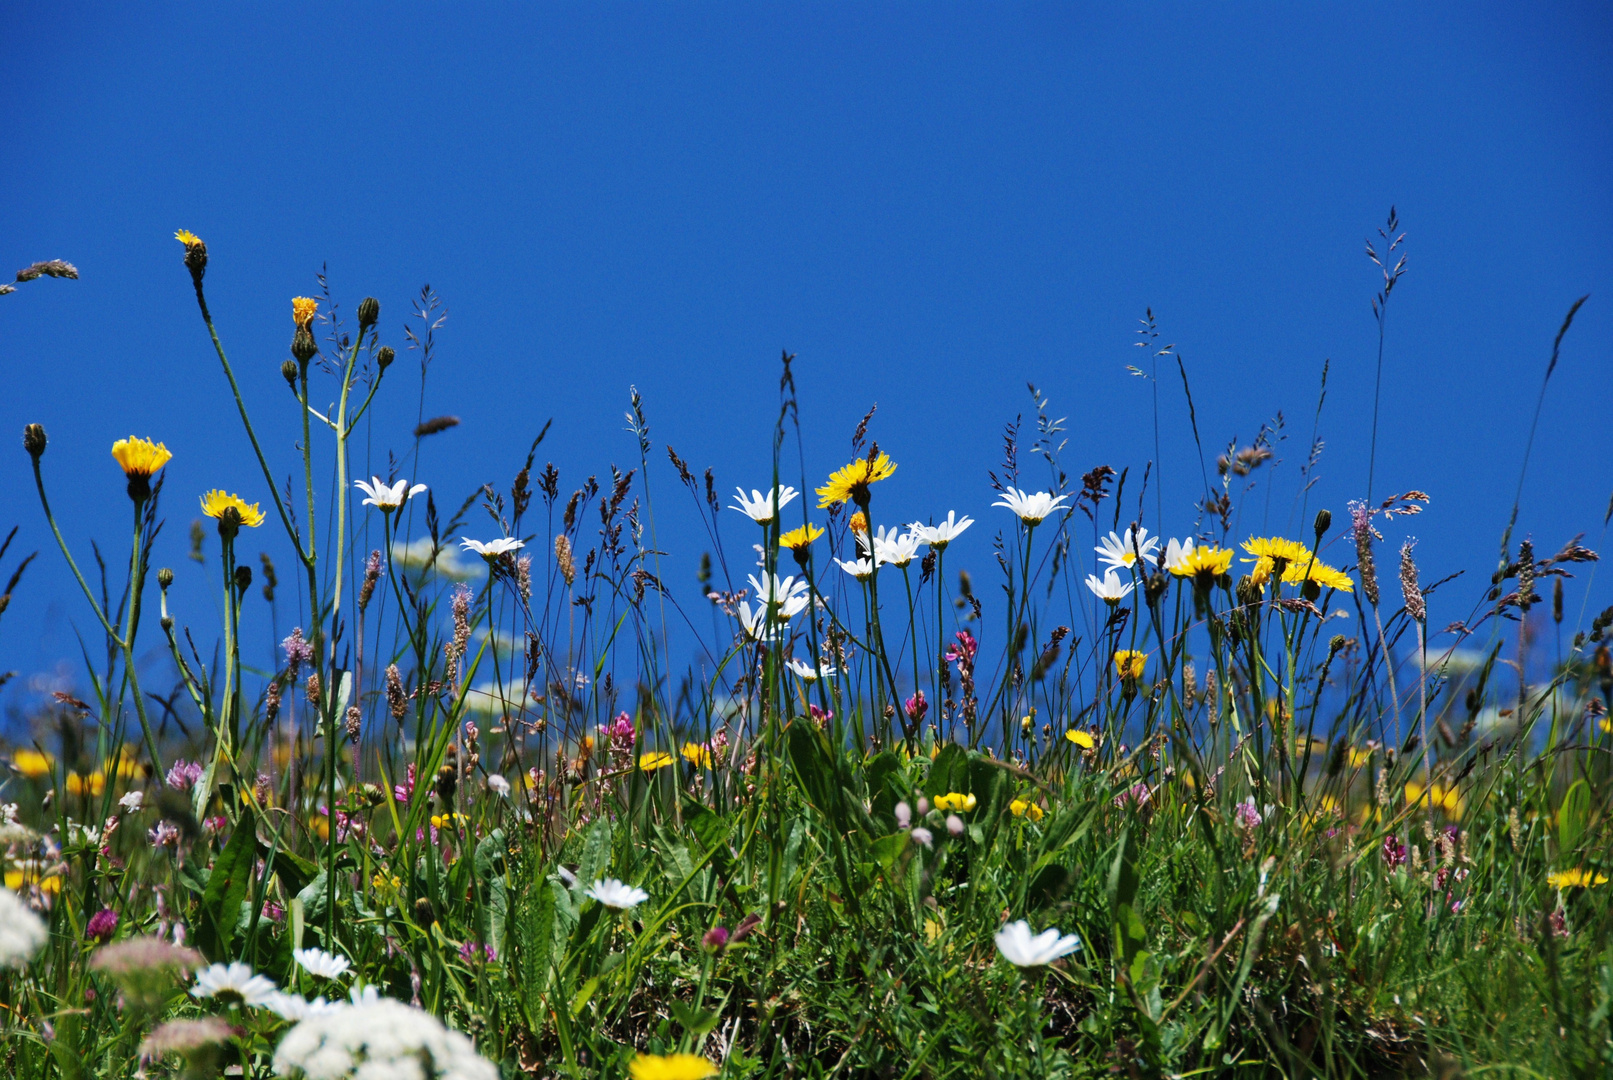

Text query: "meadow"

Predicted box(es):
[0, 226, 1608, 1079]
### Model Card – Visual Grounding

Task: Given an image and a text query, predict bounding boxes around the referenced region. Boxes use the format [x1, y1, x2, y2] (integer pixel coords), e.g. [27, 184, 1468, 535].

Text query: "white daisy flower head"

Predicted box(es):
[293, 947, 351, 981]
[460, 536, 524, 560]
[786, 656, 837, 682]
[871, 526, 922, 568]
[355, 476, 427, 512]
[1084, 569, 1135, 604]
[910, 511, 974, 551]
[1162, 536, 1195, 573]
[191, 961, 280, 1007]
[836, 556, 879, 581]
[730, 485, 799, 524]
[747, 572, 810, 619]
[271, 997, 497, 1080]
[348, 983, 383, 1006]
[994, 919, 1082, 967]
[992, 488, 1071, 526]
[736, 600, 787, 642]
[585, 878, 649, 910]
[1096, 526, 1161, 571]
[264, 991, 342, 1021]
[0, 887, 48, 968]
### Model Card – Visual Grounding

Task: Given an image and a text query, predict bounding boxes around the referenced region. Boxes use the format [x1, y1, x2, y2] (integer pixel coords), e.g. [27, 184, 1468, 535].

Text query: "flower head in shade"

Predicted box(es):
[815, 452, 897, 508]
[586, 878, 649, 910]
[111, 437, 173, 481]
[1114, 650, 1148, 681]
[778, 522, 824, 557]
[1096, 526, 1160, 570]
[992, 488, 1070, 526]
[629, 1052, 719, 1080]
[191, 962, 279, 1007]
[293, 947, 351, 980]
[200, 490, 266, 529]
[731, 485, 798, 524]
[0, 887, 48, 967]
[355, 476, 427, 512]
[786, 656, 836, 682]
[271, 998, 497, 1080]
[291, 297, 319, 330]
[871, 526, 922, 568]
[910, 511, 974, 551]
[460, 536, 524, 560]
[1085, 569, 1135, 605]
[1547, 868, 1608, 889]
[994, 919, 1081, 967]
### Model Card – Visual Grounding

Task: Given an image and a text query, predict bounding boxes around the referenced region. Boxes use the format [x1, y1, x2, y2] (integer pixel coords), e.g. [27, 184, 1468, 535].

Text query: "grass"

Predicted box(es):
[0, 227, 1608, 1079]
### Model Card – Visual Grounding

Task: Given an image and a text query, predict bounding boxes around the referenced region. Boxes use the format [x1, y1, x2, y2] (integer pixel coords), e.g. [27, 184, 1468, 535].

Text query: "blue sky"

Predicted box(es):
[2, 3, 1609, 721]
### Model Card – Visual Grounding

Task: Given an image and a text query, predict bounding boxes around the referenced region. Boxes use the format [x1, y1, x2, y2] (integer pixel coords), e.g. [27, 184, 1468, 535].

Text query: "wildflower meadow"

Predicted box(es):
[0, 224, 1609, 1080]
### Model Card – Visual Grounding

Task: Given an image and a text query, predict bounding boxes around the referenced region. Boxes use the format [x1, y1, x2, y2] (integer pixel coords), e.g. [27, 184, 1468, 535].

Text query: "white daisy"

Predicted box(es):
[746, 572, 810, 620]
[992, 488, 1071, 526]
[585, 878, 649, 910]
[293, 947, 351, 980]
[1084, 569, 1135, 604]
[836, 556, 879, 581]
[909, 511, 974, 551]
[348, 983, 383, 1006]
[0, 887, 47, 968]
[1161, 536, 1195, 573]
[355, 476, 427, 512]
[264, 991, 342, 1021]
[191, 961, 280, 1007]
[994, 919, 1082, 967]
[730, 486, 799, 524]
[460, 537, 524, 560]
[272, 998, 497, 1080]
[736, 600, 787, 642]
[786, 657, 837, 682]
[871, 526, 922, 568]
[1096, 526, 1161, 571]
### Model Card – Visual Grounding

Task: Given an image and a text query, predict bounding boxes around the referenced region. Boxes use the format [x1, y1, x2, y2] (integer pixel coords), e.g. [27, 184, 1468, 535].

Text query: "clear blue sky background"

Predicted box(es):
[2, 3, 1609, 726]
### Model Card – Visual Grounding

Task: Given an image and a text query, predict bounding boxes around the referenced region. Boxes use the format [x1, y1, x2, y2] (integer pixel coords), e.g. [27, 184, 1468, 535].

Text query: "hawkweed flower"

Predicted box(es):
[1241, 536, 1310, 584]
[778, 522, 824, 563]
[586, 878, 649, 910]
[174, 229, 207, 280]
[1281, 556, 1353, 594]
[629, 1052, 719, 1080]
[200, 490, 265, 533]
[0, 887, 48, 967]
[992, 488, 1070, 526]
[190, 962, 279, 1007]
[1547, 869, 1608, 889]
[291, 296, 318, 331]
[293, 947, 351, 980]
[1085, 569, 1134, 604]
[816, 452, 897, 508]
[11, 748, 52, 778]
[1066, 729, 1095, 750]
[460, 536, 523, 560]
[1404, 781, 1464, 819]
[731, 485, 798, 524]
[1168, 543, 1233, 582]
[1114, 650, 1148, 681]
[638, 751, 675, 772]
[354, 476, 427, 512]
[111, 436, 173, 501]
[910, 511, 974, 551]
[994, 919, 1081, 967]
[272, 998, 497, 1080]
[1096, 526, 1160, 570]
[786, 656, 836, 681]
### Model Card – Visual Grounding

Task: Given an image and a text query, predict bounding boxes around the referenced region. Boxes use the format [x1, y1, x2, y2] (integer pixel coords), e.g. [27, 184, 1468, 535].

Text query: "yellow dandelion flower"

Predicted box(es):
[1066, 729, 1095, 750]
[1241, 536, 1312, 583]
[10, 749, 53, 778]
[1114, 650, 1148, 681]
[1169, 545, 1233, 579]
[1404, 781, 1464, 819]
[199, 490, 266, 529]
[847, 511, 869, 534]
[1547, 868, 1608, 889]
[778, 522, 824, 554]
[933, 792, 977, 812]
[1009, 798, 1044, 821]
[628, 1053, 719, 1080]
[111, 436, 173, 480]
[638, 751, 675, 772]
[681, 742, 712, 769]
[174, 229, 204, 247]
[1281, 557, 1354, 593]
[292, 296, 319, 330]
[815, 452, 897, 508]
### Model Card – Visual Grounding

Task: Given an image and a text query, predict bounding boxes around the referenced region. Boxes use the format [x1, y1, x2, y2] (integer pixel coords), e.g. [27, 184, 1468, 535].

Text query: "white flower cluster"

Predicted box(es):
[272, 997, 496, 1080]
[0, 886, 48, 968]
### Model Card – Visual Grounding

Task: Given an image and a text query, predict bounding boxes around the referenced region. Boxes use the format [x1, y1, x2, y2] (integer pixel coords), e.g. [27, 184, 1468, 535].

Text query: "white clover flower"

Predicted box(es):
[585, 878, 649, 910]
[0, 887, 48, 968]
[836, 556, 879, 581]
[191, 962, 280, 1007]
[293, 947, 351, 980]
[118, 790, 144, 814]
[1084, 569, 1135, 604]
[355, 476, 427, 512]
[271, 998, 497, 1080]
[785, 657, 837, 682]
[1096, 526, 1161, 571]
[460, 537, 524, 560]
[870, 526, 922, 568]
[909, 511, 974, 551]
[992, 488, 1071, 526]
[730, 485, 799, 524]
[993, 919, 1081, 967]
[1162, 536, 1195, 573]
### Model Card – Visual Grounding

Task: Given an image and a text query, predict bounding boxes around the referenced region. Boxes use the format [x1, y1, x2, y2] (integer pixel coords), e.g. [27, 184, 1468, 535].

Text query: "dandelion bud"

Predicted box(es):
[292, 329, 317, 365]
[357, 296, 380, 330]
[233, 565, 252, 594]
[1313, 508, 1332, 540]
[376, 345, 395, 371]
[160, 616, 173, 632]
[157, 567, 175, 589]
[23, 423, 46, 459]
[945, 814, 964, 837]
[281, 359, 299, 386]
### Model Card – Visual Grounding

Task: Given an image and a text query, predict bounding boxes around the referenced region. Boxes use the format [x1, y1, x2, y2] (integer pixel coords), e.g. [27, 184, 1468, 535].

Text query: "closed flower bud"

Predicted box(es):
[291, 329, 317, 365]
[1314, 508, 1332, 539]
[157, 567, 175, 589]
[376, 345, 395, 371]
[23, 423, 46, 459]
[357, 296, 380, 329]
[946, 813, 965, 836]
[281, 359, 300, 386]
[234, 565, 252, 594]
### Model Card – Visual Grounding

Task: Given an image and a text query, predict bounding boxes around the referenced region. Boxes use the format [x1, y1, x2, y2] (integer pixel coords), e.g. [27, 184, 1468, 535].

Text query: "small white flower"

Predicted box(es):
[910, 511, 974, 551]
[994, 919, 1082, 967]
[118, 790, 144, 813]
[894, 801, 911, 829]
[460, 536, 524, 560]
[272, 998, 497, 1080]
[293, 947, 351, 980]
[1162, 536, 1195, 573]
[585, 878, 649, 910]
[486, 774, 511, 798]
[992, 488, 1071, 526]
[1096, 526, 1161, 571]
[786, 657, 837, 682]
[0, 887, 48, 968]
[871, 526, 922, 568]
[355, 476, 428, 512]
[730, 485, 799, 524]
[909, 827, 933, 849]
[191, 961, 280, 1007]
[747, 572, 810, 620]
[1084, 569, 1135, 604]
[836, 556, 879, 581]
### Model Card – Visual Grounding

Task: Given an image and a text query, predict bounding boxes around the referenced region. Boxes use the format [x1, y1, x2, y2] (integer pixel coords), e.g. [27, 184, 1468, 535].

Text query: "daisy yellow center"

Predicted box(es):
[111, 436, 173, 479]
[815, 452, 897, 509]
[199, 490, 266, 528]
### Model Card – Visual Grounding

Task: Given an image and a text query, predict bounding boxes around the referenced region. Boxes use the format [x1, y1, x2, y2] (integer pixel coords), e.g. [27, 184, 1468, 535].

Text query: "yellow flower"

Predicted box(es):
[1348, 747, 1373, 768]
[1009, 798, 1044, 821]
[372, 873, 402, 892]
[1241, 537, 1311, 583]
[1066, 729, 1095, 750]
[628, 1053, 718, 1080]
[1403, 781, 1464, 819]
[1547, 868, 1608, 889]
[923, 916, 944, 944]
[66, 771, 106, 797]
[174, 229, 203, 248]
[933, 792, 976, 812]
[292, 296, 319, 330]
[4, 867, 61, 894]
[681, 742, 712, 769]
[848, 511, 869, 535]
[199, 490, 266, 528]
[430, 812, 470, 830]
[1169, 545, 1233, 579]
[638, 751, 675, 772]
[779, 522, 824, 554]
[10, 749, 53, 778]
[111, 437, 173, 480]
[1114, 650, 1148, 681]
[1281, 557, 1354, 593]
[815, 452, 897, 508]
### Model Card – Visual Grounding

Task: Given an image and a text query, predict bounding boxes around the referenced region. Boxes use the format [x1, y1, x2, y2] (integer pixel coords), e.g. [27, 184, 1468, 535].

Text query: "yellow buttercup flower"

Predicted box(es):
[10, 749, 53, 778]
[372, 873, 403, 892]
[174, 229, 203, 248]
[292, 296, 319, 330]
[111, 437, 173, 480]
[1404, 781, 1464, 819]
[638, 751, 675, 772]
[1547, 868, 1608, 889]
[1169, 545, 1233, 579]
[815, 452, 897, 508]
[933, 792, 976, 812]
[1066, 729, 1094, 750]
[779, 522, 824, 554]
[680, 742, 712, 769]
[1009, 798, 1044, 821]
[199, 490, 266, 529]
[1114, 650, 1148, 681]
[628, 1053, 718, 1080]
